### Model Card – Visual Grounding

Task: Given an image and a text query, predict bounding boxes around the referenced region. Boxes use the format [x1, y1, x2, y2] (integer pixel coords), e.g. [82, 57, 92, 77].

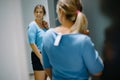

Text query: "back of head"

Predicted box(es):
[57, 0, 88, 33]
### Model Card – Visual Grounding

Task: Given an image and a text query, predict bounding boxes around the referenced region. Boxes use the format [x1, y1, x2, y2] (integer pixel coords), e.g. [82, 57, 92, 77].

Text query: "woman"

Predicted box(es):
[41, 0, 104, 80]
[27, 4, 48, 80]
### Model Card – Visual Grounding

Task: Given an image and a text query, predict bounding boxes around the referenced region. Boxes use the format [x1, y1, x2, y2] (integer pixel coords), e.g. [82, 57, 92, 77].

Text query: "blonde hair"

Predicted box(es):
[57, 0, 88, 33]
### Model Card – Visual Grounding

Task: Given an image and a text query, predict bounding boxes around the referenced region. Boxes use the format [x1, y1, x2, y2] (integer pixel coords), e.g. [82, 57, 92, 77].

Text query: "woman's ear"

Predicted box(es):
[57, 9, 65, 23]
[58, 9, 63, 17]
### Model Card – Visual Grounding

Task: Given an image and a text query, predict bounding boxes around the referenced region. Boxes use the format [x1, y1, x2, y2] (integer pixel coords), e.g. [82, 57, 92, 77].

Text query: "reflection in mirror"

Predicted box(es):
[21, 0, 50, 74]
[21, 0, 54, 80]
[21, 0, 110, 79]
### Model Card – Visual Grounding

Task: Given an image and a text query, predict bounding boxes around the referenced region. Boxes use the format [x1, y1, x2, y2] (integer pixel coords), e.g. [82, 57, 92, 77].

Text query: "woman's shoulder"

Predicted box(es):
[45, 28, 55, 34]
[46, 26, 60, 32]
[29, 21, 36, 26]
[28, 21, 37, 29]
[45, 26, 62, 35]
[75, 33, 91, 42]
[42, 28, 55, 42]
[79, 34, 93, 45]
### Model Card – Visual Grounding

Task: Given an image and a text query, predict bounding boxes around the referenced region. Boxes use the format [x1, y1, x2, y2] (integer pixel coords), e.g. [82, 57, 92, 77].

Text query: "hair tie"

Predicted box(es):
[76, 10, 80, 14]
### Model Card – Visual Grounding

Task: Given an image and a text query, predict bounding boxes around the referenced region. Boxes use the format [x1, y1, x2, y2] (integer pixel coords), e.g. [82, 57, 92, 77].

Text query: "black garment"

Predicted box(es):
[31, 51, 44, 70]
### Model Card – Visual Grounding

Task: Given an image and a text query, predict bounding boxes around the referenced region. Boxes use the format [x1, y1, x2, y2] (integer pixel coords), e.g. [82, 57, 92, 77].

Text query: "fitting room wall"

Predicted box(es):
[82, 0, 110, 54]
[0, 0, 29, 80]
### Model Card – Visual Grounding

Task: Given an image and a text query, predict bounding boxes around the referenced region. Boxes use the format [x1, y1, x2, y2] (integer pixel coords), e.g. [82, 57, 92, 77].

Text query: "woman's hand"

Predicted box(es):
[83, 29, 89, 35]
[43, 21, 49, 29]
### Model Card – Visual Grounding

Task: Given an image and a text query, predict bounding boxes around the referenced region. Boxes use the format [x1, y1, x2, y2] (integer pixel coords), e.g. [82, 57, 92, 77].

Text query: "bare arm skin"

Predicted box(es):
[43, 21, 49, 29]
[30, 43, 43, 64]
[44, 68, 52, 80]
[93, 71, 103, 77]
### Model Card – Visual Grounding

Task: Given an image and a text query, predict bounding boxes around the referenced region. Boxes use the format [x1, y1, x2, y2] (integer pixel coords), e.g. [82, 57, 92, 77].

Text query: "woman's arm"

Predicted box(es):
[30, 43, 43, 64]
[83, 29, 89, 35]
[44, 68, 52, 80]
[43, 21, 49, 29]
[82, 37, 104, 77]
[92, 71, 102, 77]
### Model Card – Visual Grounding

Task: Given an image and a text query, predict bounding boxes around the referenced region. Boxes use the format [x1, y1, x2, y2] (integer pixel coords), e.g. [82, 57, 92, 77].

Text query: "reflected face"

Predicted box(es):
[34, 8, 44, 20]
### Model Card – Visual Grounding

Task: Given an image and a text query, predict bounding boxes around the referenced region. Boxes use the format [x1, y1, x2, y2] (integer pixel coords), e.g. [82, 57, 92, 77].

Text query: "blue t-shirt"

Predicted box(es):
[27, 21, 47, 51]
[41, 29, 104, 80]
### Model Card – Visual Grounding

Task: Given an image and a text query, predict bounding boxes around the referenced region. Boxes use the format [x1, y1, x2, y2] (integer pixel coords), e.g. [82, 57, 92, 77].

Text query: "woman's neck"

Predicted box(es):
[35, 19, 42, 24]
[35, 19, 44, 28]
[55, 21, 74, 34]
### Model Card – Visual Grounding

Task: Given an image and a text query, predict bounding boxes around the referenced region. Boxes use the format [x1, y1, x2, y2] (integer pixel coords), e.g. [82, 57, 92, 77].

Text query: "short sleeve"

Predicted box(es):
[82, 37, 104, 74]
[41, 44, 52, 69]
[27, 25, 36, 44]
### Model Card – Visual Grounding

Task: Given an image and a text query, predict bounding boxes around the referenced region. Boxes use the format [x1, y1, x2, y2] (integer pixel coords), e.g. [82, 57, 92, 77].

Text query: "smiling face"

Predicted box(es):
[34, 7, 44, 20]
[34, 5, 46, 21]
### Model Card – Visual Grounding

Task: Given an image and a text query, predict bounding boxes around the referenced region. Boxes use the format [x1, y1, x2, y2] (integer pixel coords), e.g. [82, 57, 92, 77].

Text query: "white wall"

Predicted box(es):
[0, 0, 29, 80]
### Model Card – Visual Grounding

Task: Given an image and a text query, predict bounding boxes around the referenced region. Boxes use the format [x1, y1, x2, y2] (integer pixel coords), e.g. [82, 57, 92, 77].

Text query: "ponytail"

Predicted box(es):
[71, 11, 88, 34]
